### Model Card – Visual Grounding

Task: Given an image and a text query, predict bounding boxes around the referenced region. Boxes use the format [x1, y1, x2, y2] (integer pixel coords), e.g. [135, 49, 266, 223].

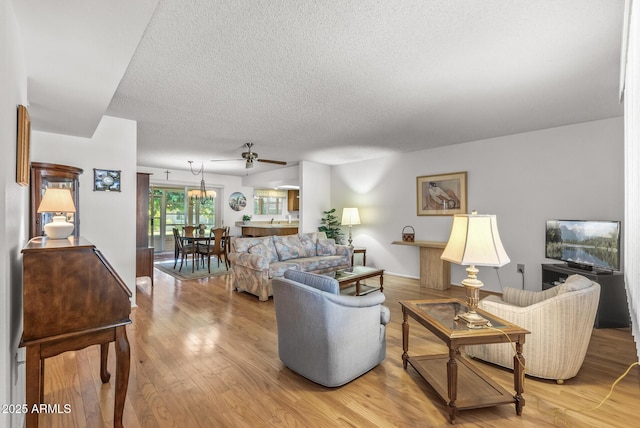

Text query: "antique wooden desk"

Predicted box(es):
[400, 299, 529, 424]
[20, 237, 132, 428]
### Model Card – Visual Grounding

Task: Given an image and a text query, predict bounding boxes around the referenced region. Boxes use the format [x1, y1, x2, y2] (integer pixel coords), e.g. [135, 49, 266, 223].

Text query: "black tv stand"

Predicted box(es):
[542, 264, 629, 328]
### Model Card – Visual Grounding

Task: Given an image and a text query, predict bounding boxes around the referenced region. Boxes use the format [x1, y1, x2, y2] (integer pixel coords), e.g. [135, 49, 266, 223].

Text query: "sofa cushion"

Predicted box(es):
[269, 261, 300, 279]
[273, 235, 309, 261]
[317, 238, 337, 256]
[290, 255, 347, 273]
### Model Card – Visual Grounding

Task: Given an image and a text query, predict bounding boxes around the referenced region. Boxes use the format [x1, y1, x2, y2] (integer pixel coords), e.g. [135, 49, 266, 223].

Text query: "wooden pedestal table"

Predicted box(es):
[400, 299, 529, 424]
[20, 237, 132, 428]
[391, 241, 450, 290]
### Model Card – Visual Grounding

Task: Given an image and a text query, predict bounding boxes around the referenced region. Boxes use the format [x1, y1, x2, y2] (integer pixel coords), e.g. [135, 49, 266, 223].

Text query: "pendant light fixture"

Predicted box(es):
[188, 161, 216, 204]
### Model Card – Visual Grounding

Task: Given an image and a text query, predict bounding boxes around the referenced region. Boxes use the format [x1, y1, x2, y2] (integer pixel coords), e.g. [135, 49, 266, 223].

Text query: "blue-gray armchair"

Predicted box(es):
[272, 270, 390, 387]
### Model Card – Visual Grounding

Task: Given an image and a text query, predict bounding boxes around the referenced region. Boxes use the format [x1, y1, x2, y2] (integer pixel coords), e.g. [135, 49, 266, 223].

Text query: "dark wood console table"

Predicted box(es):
[20, 237, 132, 428]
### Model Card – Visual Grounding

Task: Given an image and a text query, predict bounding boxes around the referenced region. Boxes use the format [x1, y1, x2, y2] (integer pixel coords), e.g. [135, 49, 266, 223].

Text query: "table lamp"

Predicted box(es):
[341, 207, 361, 247]
[441, 212, 510, 328]
[37, 188, 76, 239]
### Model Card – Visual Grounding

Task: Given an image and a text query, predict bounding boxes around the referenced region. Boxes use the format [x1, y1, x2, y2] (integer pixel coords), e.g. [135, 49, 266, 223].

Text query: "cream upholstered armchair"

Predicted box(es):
[272, 270, 389, 387]
[465, 274, 600, 384]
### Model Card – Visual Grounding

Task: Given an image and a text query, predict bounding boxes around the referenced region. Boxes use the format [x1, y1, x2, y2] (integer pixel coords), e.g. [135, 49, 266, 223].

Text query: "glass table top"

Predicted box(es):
[333, 265, 382, 280]
[415, 301, 509, 331]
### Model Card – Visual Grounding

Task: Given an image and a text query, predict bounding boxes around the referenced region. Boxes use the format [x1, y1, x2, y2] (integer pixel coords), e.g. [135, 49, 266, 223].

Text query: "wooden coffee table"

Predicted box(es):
[334, 265, 384, 296]
[400, 299, 529, 424]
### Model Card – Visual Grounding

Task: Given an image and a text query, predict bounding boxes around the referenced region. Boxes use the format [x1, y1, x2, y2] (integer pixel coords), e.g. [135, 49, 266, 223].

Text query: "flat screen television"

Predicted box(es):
[545, 220, 621, 272]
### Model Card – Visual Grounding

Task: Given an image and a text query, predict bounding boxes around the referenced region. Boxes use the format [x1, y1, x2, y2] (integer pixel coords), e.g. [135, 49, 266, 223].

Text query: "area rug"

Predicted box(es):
[154, 260, 232, 281]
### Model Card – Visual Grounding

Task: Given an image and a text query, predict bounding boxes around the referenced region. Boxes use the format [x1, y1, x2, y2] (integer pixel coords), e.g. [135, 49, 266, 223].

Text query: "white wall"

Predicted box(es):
[241, 164, 299, 189]
[332, 118, 624, 292]
[0, 1, 28, 425]
[300, 161, 331, 233]
[31, 116, 138, 304]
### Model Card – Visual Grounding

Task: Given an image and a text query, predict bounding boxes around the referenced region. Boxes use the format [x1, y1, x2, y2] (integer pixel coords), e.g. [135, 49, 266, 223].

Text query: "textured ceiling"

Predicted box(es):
[16, 1, 625, 176]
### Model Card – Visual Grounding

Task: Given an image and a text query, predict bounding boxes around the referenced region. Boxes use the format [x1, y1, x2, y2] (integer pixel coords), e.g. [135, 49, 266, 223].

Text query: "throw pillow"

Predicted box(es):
[273, 235, 308, 261]
[317, 238, 337, 256]
[235, 236, 271, 253]
[557, 274, 592, 294]
[298, 233, 318, 257]
[248, 243, 278, 262]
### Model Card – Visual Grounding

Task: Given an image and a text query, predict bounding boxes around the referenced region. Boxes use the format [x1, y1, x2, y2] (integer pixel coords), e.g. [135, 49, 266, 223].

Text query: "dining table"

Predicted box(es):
[174, 231, 229, 271]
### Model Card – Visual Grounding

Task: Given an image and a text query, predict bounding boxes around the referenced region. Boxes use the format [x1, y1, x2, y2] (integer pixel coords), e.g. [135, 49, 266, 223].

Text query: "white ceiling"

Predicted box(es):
[14, 0, 625, 176]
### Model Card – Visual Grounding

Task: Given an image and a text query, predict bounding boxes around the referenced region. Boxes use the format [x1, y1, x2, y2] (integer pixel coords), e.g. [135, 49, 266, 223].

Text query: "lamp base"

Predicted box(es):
[455, 311, 492, 329]
[456, 264, 491, 328]
[44, 215, 74, 239]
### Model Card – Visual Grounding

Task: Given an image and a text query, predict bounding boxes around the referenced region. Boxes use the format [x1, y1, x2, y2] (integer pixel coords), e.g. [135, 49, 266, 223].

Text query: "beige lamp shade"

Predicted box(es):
[441, 212, 509, 328]
[341, 208, 361, 226]
[37, 188, 76, 239]
[441, 213, 509, 267]
[37, 188, 76, 213]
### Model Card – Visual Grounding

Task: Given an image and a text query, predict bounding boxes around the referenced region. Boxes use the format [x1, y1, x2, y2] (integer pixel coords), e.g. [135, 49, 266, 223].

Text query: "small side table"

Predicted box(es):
[351, 247, 366, 266]
[400, 299, 529, 423]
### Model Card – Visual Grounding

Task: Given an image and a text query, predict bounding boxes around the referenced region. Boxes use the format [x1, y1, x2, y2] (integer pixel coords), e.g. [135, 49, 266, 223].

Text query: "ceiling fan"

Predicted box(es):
[212, 142, 287, 169]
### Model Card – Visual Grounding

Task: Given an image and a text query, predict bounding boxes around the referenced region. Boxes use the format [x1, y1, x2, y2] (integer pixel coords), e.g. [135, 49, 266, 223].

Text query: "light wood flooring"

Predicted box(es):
[38, 266, 640, 427]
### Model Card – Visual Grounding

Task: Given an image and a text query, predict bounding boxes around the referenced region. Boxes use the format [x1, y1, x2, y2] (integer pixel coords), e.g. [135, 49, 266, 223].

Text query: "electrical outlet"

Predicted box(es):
[517, 264, 525, 274]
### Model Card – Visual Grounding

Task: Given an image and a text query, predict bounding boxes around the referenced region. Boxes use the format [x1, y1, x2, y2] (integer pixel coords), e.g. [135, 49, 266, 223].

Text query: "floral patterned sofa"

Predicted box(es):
[228, 232, 353, 301]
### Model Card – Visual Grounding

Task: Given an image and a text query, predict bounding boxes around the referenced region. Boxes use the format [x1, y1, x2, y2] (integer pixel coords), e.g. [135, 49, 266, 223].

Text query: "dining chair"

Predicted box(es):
[197, 227, 230, 273]
[183, 225, 197, 237]
[173, 227, 197, 272]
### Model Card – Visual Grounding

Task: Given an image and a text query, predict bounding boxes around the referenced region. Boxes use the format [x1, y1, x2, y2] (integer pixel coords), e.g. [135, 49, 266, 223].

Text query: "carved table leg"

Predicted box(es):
[402, 308, 409, 369]
[100, 342, 111, 383]
[514, 340, 526, 415]
[114, 326, 130, 428]
[447, 347, 458, 424]
[379, 273, 384, 293]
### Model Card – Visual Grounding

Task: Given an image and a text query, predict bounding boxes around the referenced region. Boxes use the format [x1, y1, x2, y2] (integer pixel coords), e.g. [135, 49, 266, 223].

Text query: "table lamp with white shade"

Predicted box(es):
[440, 212, 510, 328]
[341, 207, 361, 247]
[37, 188, 77, 239]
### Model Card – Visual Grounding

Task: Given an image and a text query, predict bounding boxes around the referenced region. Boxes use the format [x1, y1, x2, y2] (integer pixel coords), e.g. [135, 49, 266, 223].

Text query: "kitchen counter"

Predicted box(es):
[237, 222, 299, 237]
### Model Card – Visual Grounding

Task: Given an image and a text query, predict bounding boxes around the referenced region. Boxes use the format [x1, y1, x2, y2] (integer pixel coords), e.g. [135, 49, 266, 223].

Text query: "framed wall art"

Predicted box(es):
[416, 171, 467, 216]
[16, 105, 31, 186]
[94, 169, 121, 192]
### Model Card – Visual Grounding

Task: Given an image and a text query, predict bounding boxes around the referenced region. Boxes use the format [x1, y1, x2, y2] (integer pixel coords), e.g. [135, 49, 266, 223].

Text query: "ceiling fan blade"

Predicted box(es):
[210, 158, 243, 162]
[258, 159, 287, 165]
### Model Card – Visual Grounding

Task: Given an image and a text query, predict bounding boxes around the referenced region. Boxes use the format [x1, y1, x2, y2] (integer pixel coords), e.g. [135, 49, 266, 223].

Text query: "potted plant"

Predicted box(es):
[318, 208, 344, 243]
[242, 215, 252, 225]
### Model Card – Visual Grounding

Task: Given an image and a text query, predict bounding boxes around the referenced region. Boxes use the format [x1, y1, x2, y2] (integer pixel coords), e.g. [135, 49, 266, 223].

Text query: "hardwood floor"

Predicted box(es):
[38, 268, 639, 427]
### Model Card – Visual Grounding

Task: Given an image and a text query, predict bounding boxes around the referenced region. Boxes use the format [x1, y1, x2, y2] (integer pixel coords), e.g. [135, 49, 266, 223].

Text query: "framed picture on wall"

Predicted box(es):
[16, 105, 31, 186]
[416, 171, 467, 216]
[94, 169, 121, 192]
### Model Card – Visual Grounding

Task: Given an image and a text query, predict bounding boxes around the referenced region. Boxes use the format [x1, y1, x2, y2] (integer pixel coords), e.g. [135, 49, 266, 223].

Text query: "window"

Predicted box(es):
[253, 189, 287, 215]
[150, 186, 221, 252]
